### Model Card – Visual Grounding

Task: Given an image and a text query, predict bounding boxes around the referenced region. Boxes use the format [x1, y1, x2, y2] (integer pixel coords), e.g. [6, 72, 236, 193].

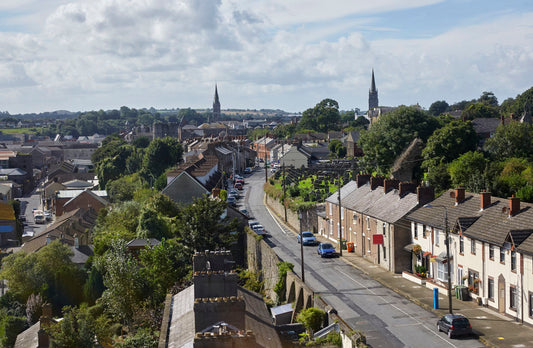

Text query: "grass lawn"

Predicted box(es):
[0, 128, 37, 134]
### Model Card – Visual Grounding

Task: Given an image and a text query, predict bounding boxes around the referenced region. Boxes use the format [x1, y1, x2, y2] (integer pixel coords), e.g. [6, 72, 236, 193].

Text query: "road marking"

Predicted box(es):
[337, 269, 459, 347]
[264, 195, 287, 234]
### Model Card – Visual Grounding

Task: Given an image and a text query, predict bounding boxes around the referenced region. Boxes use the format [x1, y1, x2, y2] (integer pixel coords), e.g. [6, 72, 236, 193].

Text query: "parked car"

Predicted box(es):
[235, 182, 243, 190]
[240, 209, 251, 218]
[244, 167, 252, 174]
[297, 231, 318, 246]
[317, 243, 336, 258]
[437, 314, 472, 338]
[19, 215, 26, 222]
[44, 210, 52, 221]
[248, 221, 260, 228]
[227, 196, 236, 206]
[252, 224, 266, 235]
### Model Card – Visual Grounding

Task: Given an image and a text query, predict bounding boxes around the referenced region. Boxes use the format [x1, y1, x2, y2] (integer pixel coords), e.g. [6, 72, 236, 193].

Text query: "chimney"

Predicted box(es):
[383, 179, 399, 193]
[455, 187, 465, 205]
[480, 191, 491, 211]
[356, 174, 370, 188]
[417, 186, 435, 206]
[370, 176, 384, 190]
[399, 182, 417, 197]
[509, 195, 520, 217]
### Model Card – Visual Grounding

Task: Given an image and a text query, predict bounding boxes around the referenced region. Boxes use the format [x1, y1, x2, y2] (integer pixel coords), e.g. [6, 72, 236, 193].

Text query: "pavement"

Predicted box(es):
[265, 201, 533, 348]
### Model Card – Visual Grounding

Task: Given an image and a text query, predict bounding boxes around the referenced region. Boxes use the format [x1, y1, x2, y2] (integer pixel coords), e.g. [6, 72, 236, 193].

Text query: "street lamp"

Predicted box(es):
[423, 204, 453, 314]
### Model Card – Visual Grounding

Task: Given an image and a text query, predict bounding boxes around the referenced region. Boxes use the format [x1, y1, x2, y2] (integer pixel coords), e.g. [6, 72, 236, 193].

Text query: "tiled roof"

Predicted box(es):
[406, 190, 533, 254]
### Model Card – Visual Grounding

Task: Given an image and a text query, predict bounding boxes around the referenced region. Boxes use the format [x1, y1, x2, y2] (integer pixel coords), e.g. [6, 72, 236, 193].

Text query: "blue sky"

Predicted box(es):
[0, 0, 531, 114]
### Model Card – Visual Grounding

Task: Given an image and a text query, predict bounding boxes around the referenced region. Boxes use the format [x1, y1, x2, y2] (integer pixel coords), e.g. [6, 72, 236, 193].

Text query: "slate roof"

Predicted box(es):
[127, 238, 161, 247]
[332, 182, 420, 223]
[62, 179, 93, 189]
[406, 190, 533, 254]
[0, 168, 26, 176]
[63, 190, 109, 207]
[325, 180, 358, 204]
[472, 118, 501, 136]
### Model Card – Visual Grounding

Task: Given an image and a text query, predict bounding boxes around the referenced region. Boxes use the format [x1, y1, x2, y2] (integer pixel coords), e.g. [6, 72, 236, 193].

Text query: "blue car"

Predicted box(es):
[297, 231, 318, 246]
[317, 243, 336, 258]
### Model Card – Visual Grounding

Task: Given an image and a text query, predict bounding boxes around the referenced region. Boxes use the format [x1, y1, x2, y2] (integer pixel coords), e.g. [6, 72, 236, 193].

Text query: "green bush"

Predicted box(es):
[274, 262, 293, 304]
[0, 315, 26, 348]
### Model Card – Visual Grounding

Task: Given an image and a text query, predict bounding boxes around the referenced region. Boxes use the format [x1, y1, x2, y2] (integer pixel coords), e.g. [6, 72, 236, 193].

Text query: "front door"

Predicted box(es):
[498, 276, 505, 313]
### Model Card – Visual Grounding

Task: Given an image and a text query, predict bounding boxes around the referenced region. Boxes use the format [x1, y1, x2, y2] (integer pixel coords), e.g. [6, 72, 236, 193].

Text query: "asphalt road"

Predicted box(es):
[240, 168, 483, 348]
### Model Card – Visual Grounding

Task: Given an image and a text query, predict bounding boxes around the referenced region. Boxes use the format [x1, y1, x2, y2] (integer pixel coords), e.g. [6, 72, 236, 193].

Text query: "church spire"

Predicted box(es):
[368, 69, 378, 110]
[212, 84, 221, 123]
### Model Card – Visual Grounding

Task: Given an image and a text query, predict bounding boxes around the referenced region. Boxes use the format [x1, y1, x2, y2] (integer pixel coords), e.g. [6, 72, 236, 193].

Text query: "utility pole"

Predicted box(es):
[264, 134, 268, 183]
[338, 171, 343, 256]
[299, 209, 305, 283]
[283, 163, 287, 222]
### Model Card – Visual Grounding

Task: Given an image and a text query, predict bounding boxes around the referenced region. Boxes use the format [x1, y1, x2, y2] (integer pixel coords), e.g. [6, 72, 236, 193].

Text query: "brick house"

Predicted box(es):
[54, 190, 108, 216]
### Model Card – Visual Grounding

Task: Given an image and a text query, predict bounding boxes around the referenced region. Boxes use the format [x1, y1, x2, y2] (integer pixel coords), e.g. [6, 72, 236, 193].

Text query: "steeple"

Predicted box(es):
[368, 69, 378, 110]
[212, 84, 221, 123]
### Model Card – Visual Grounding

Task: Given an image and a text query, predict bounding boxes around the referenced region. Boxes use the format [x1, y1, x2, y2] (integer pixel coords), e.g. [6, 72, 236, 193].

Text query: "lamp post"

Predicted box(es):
[424, 204, 453, 314]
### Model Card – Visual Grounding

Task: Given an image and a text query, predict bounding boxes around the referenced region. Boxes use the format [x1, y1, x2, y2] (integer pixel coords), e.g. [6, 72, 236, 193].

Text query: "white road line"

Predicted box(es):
[337, 269, 459, 348]
[264, 195, 287, 234]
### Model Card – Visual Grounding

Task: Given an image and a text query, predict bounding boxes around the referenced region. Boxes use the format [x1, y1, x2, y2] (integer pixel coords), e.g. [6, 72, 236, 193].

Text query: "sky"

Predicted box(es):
[0, 0, 532, 114]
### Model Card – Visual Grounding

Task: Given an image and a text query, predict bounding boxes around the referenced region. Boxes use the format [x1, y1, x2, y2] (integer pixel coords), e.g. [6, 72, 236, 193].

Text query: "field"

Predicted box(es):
[0, 128, 37, 134]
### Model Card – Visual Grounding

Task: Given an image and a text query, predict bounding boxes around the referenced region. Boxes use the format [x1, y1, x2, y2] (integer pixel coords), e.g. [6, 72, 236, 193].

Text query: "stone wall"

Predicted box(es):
[264, 195, 315, 232]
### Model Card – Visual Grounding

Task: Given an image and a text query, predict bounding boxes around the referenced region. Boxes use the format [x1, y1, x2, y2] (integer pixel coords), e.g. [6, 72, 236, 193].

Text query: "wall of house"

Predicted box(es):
[59, 193, 106, 216]
[280, 148, 308, 169]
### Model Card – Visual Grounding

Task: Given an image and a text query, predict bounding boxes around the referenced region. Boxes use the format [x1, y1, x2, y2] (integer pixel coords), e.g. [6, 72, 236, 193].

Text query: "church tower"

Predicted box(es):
[368, 69, 378, 110]
[212, 84, 221, 123]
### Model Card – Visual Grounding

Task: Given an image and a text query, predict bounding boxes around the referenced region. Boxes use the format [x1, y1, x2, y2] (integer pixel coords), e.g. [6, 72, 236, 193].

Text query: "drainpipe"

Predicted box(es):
[388, 224, 392, 271]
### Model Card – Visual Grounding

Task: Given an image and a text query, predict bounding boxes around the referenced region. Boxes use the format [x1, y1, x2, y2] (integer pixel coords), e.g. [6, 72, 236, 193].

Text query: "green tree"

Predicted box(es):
[428, 100, 449, 116]
[0, 315, 26, 348]
[484, 121, 533, 161]
[299, 99, 340, 133]
[116, 328, 158, 348]
[133, 136, 150, 149]
[426, 163, 451, 195]
[478, 91, 498, 106]
[98, 240, 145, 328]
[296, 307, 326, 336]
[136, 208, 171, 240]
[139, 239, 191, 299]
[422, 120, 478, 169]
[461, 102, 499, 120]
[448, 151, 488, 192]
[359, 106, 438, 173]
[106, 174, 144, 203]
[175, 195, 239, 252]
[142, 137, 183, 178]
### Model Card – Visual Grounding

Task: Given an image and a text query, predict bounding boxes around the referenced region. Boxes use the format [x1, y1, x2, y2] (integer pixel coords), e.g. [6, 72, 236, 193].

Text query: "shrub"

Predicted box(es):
[274, 262, 293, 304]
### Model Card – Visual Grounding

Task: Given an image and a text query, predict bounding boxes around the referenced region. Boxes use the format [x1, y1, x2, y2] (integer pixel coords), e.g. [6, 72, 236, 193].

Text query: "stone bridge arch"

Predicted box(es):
[285, 271, 314, 323]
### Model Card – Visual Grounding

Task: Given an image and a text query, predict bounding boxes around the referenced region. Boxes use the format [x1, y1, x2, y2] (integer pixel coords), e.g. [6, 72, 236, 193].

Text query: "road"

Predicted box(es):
[19, 185, 50, 239]
[239, 168, 483, 348]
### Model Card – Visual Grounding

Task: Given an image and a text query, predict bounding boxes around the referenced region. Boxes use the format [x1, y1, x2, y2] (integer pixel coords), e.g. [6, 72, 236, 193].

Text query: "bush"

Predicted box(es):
[274, 262, 294, 304]
[296, 307, 326, 336]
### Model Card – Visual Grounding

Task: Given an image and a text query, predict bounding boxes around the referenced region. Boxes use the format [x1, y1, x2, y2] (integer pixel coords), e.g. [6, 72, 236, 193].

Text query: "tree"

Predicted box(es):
[448, 151, 488, 192]
[136, 208, 171, 240]
[142, 137, 183, 178]
[106, 174, 144, 203]
[298, 99, 340, 133]
[478, 91, 498, 106]
[421, 120, 478, 169]
[359, 106, 439, 173]
[484, 122, 533, 161]
[429, 100, 449, 116]
[175, 195, 239, 253]
[98, 240, 145, 328]
[296, 307, 326, 336]
[461, 102, 499, 120]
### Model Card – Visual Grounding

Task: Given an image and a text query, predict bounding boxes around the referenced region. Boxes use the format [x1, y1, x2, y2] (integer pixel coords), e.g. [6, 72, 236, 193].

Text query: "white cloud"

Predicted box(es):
[0, 0, 530, 113]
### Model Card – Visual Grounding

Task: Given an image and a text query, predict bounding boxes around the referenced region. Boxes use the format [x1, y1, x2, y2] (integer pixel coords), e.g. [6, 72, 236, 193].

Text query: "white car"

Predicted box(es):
[252, 224, 266, 235]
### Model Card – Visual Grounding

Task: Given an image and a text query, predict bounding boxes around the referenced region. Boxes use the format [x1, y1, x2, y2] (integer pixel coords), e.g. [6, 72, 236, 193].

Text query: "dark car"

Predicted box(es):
[437, 314, 472, 338]
[297, 231, 318, 246]
[317, 243, 336, 258]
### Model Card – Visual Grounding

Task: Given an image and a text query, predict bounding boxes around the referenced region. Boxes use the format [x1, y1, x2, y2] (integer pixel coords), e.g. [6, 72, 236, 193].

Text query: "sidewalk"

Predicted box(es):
[265, 202, 533, 348]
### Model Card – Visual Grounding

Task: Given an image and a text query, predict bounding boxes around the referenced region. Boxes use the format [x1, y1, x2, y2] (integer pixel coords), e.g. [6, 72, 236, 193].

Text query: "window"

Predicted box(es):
[353, 213, 357, 224]
[468, 270, 479, 295]
[510, 286, 517, 309]
[383, 245, 387, 260]
[423, 224, 427, 238]
[435, 229, 439, 245]
[500, 247, 505, 263]
[341, 207, 344, 220]
[437, 262, 449, 281]
[511, 251, 517, 271]
[366, 217, 370, 230]
[459, 236, 464, 254]
[414, 223, 418, 239]
[329, 203, 332, 215]
[382, 223, 386, 236]
[489, 245, 495, 260]
[488, 278, 494, 299]
[471, 239, 476, 254]
[530, 292, 533, 317]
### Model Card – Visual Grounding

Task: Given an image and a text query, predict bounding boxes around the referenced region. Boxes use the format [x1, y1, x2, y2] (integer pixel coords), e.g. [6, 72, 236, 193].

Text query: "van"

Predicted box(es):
[34, 214, 45, 224]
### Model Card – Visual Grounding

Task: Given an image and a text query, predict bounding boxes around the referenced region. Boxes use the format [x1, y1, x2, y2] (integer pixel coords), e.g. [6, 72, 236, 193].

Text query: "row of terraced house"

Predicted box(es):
[322, 174, 533, 325]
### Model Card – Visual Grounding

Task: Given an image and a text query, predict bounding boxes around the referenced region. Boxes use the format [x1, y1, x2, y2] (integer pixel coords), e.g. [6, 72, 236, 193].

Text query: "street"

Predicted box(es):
[240, 168, 483, 348]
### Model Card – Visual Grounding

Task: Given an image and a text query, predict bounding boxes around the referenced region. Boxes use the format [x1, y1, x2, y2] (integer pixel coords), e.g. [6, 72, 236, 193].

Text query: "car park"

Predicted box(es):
[437, 314, 472, 338]
[297, 231, 318, 246]
[317, 243, 336, 258]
